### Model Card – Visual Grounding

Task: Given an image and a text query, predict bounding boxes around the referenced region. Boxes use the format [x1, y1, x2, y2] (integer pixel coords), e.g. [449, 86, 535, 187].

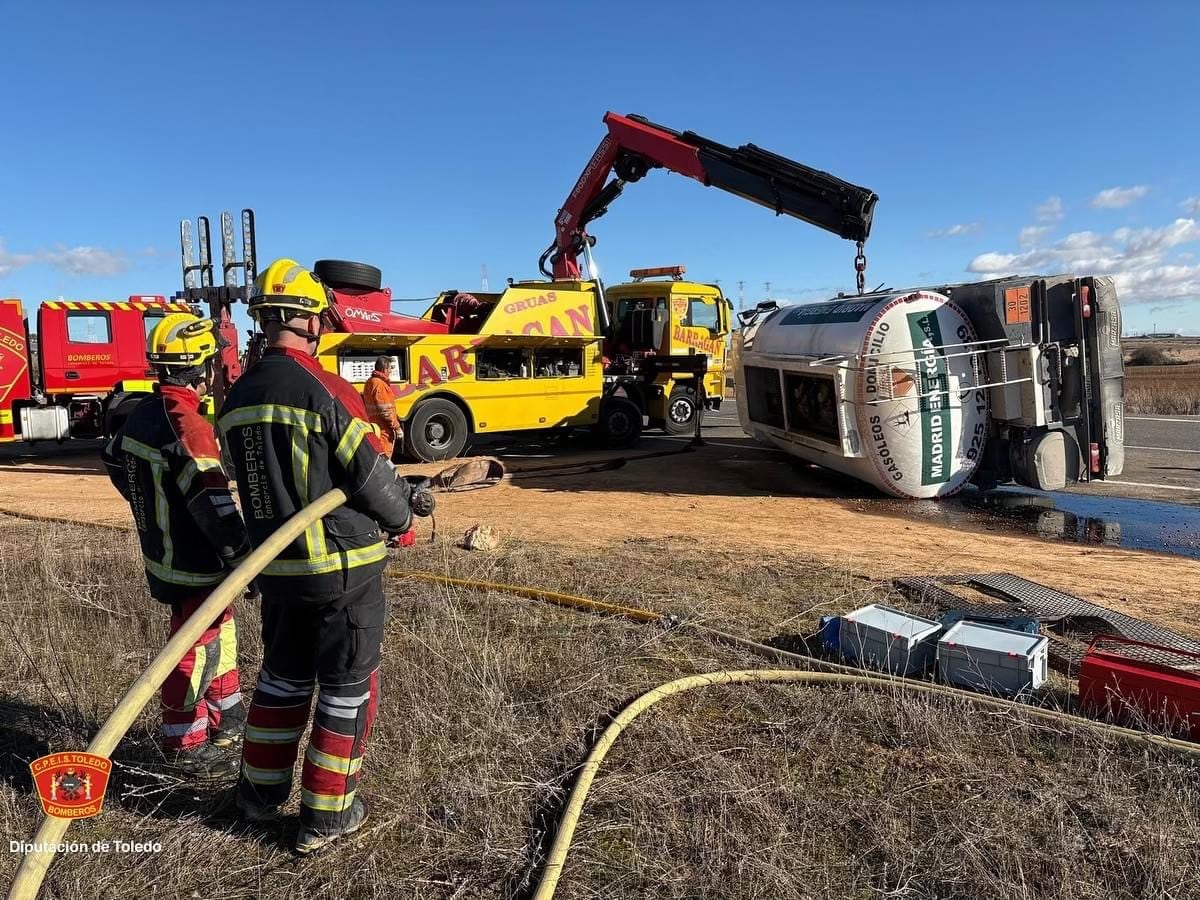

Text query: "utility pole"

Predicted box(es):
[481, 264, 489, 292]
[737, 280, 745, 312]
[764, 281, 772, 302]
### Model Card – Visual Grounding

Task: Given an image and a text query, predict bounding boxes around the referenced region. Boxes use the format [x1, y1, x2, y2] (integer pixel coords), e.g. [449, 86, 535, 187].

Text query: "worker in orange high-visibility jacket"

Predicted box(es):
[362, 355, 400, 459]
[221, 259, 435, 855]
[102, 313, 252, 779]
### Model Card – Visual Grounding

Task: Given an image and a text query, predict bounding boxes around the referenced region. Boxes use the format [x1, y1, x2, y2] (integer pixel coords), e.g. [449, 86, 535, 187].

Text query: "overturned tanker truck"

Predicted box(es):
[736, 277, 1125, 499]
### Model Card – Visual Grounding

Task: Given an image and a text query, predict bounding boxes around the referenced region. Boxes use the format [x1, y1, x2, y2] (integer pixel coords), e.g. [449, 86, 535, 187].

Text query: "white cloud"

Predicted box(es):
[41, 246, 128, 277]
[1179, 197, 1200, 215]
[1018, 225, 1050, 247]
[1034, 196, 1064, 223]
[0, 239, 36, 278]
[926, 222, 980, 239]
[1089, 185, 1150, 209]
[966, 215, 1200, 305]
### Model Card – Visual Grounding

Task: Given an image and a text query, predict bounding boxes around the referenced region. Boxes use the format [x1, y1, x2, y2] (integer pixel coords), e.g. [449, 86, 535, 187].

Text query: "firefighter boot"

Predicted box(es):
[167, 742, 239, 779]
[210, 702, 247, 748]
[235, 792, 283, 824]
[294, 797, 371, 855]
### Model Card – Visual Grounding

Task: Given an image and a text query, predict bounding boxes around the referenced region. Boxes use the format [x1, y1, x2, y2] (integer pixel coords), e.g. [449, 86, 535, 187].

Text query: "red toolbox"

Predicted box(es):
[1079, 636, 1200, 740]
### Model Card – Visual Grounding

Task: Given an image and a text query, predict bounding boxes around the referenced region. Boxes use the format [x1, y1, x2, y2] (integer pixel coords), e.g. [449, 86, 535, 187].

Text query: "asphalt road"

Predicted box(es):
[1113, 415, 1200, 500]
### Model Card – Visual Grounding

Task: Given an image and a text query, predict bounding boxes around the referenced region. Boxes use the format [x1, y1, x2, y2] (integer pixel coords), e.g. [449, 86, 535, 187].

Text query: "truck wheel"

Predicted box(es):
[313, 259, 382, 292]
[405, 399, 469, 462]
[662, 385, 701, 435]
[597, 397, 642, 449]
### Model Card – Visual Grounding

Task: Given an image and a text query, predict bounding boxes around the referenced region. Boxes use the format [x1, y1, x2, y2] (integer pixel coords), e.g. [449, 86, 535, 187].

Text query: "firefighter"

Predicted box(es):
[220, 259, 434, 854]
[362, 355, 401, 460]
[102, 313, 251, 777]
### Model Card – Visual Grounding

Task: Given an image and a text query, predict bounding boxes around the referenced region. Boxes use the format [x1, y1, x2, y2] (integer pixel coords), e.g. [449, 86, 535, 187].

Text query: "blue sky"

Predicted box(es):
[1, 2, 1198, 334]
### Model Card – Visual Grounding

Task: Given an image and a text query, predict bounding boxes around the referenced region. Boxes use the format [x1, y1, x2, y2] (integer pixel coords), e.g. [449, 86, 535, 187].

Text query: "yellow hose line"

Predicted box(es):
[386, 569, 1200, 900]
[7, 489, 350, 900]
[530, 668, 1200, 900]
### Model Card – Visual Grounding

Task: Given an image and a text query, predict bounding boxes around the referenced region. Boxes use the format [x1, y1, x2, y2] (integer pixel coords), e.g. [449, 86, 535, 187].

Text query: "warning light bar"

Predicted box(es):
[629, 265, 686, 281]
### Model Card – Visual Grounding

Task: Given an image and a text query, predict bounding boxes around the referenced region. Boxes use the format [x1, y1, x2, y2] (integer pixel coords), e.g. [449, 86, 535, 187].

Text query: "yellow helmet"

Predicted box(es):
[147, 313, 222, 369]
[248, 258, 330, 320]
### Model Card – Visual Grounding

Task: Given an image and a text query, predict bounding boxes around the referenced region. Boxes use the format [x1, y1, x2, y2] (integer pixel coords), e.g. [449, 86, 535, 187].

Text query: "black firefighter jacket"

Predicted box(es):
[102, 384, 251, 604]
[218, 346, 413, 594]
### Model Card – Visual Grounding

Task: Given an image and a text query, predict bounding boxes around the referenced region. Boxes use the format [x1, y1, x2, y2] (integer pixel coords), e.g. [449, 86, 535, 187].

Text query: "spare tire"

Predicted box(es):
[313, 259, 382, 291]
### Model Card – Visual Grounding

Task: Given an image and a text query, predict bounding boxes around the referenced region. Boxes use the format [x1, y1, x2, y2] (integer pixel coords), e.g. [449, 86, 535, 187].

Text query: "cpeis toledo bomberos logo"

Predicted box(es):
[29, 752, 112, 819]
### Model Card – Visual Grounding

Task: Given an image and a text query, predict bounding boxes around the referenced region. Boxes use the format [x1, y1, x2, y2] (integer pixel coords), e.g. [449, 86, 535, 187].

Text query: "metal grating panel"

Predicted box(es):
[966, 573, 1200, 653]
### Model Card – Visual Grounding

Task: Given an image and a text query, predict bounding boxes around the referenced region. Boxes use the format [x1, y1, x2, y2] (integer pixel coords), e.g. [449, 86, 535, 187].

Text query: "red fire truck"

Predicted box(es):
[0, 296, 196, 443]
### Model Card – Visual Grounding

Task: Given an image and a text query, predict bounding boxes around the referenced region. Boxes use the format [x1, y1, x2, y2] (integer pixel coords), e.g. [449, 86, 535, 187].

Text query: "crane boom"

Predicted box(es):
[543, 112, 879, 279]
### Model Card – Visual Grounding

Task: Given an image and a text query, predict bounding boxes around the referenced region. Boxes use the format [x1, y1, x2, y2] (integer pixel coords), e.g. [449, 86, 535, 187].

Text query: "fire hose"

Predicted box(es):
[392, 571, 1200, 900]
[6, 489, 350, 900]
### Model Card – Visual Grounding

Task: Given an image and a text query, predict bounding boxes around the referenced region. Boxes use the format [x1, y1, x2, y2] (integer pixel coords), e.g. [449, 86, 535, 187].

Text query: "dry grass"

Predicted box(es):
[1124, 374, 1200, 416]
[2, 517, 1200, 899]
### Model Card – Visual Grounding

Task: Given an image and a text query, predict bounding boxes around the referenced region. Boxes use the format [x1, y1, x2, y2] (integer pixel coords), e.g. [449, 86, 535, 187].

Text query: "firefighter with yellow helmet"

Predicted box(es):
[220, 259, 433, 853]
[102, 312, 252, 777]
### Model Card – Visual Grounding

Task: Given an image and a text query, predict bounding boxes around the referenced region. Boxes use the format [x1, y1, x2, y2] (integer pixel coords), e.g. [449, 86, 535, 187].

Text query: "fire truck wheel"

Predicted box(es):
[405, 399, 469, 461]
[662, 385, 702, 435]
[313, 259, 383, 292]
[597, 397, 642, 449]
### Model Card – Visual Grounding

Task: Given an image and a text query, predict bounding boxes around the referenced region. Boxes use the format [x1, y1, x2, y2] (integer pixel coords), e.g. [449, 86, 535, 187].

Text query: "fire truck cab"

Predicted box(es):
[0, 296, 194, 443]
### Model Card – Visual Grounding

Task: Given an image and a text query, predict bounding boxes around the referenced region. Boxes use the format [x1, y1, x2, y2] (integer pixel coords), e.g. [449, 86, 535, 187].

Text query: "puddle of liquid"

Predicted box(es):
[957, 486, 1200, 559]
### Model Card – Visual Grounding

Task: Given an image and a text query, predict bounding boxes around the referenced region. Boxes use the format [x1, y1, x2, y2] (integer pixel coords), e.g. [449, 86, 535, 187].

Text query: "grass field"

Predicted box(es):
[3, 516, 1200, 898]
[1124, 365, 1200, 416]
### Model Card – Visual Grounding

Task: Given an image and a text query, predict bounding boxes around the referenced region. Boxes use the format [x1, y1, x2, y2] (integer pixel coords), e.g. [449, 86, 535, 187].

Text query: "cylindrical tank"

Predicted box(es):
[737, 290, 988, 499]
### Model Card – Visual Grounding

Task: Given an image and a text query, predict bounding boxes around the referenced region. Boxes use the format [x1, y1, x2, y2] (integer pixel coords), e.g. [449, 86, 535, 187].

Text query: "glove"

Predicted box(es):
[411, 488, 435, 518]
[403, 475, 436, 518]
[244, 579, 261, 601]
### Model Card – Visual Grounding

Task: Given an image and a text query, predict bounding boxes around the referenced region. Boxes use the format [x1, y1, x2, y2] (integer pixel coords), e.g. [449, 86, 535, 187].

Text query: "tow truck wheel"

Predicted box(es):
[405, 399, 469, 462]
[313, 259, 382, 292]
[662, 385, 701, 435]
[597, 397, 642, 449]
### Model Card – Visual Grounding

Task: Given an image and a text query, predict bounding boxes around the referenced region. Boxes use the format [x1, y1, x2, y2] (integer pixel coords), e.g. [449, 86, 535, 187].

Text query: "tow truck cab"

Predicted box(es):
[604, 266, 732, 434]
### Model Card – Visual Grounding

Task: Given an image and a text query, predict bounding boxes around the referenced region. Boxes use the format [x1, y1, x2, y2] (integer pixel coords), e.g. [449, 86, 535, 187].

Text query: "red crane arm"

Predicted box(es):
[544, 112, 878, 280]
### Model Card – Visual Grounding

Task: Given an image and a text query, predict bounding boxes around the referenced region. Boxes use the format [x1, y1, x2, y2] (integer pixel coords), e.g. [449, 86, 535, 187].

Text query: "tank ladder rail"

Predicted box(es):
[805, 337, 1036, 406]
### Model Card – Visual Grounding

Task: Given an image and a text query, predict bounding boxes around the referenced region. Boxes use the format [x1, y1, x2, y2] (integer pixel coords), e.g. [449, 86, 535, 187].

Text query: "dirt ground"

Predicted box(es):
[1, 441, 1197, 638]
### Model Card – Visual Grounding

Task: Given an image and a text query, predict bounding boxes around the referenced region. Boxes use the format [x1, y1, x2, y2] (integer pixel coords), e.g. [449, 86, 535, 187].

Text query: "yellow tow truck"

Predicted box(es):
[313, 277, 641, 461]
[604, 265, 732, 433]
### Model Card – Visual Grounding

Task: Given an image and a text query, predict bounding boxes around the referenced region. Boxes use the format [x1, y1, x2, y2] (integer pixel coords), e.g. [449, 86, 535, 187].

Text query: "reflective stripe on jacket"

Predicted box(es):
[219, 347, 413, 587]
[102, 385, 250, 604]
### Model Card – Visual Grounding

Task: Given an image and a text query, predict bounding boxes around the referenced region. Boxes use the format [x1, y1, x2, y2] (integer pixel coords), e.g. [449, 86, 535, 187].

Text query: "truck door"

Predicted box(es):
[679, 294, 728, 401]
[39, 304, 122, 394]
[0, 301, 33, 441]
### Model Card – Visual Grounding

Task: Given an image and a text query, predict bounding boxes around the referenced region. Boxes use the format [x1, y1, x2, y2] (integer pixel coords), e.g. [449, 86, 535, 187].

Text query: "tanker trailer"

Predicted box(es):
[735, 275, 1125, 499]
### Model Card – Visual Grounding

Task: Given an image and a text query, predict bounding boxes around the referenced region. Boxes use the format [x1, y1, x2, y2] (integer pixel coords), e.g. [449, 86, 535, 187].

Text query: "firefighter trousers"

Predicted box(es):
[162, 595, 243, 751]
[238, 567, 385, 830]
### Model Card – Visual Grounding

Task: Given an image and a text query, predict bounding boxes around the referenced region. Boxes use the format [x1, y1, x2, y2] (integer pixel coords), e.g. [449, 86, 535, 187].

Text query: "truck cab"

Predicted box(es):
[604, 266, 732, 433]
[0, 296, 195, 443]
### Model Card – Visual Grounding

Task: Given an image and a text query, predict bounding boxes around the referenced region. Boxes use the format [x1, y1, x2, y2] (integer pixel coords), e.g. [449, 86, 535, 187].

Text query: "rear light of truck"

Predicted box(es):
[1090, 442, 1101, 474]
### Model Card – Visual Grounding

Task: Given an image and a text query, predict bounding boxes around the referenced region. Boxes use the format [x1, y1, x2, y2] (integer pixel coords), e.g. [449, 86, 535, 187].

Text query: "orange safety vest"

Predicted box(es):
[362, 371, 400, 458]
